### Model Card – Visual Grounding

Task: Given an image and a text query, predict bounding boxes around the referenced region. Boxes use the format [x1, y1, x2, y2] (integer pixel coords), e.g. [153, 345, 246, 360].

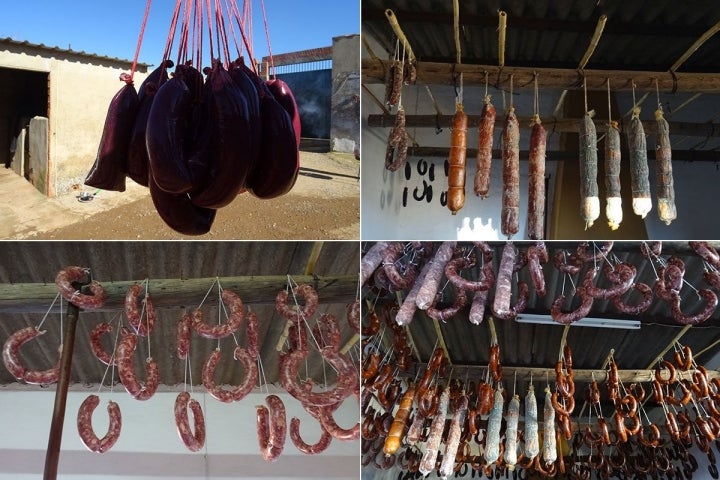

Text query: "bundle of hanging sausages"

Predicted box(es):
[84, 2, 300, 235]
[360, 338, 720, 479]
[361, 241, 720, 327]
[1, 272, 359, 461]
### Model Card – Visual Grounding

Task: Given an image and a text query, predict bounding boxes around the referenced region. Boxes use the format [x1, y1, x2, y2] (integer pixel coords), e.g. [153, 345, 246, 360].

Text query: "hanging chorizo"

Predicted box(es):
[447, 103, 468, 214]
[439, 394, 468, 479]
[501, 107, 520, 236]
[419, 387, 450, 476]
[655, 107, 677, 225]
[77, 394, 122, 453]
[579, 112, 600, 228]
[604, 121, 623, 230]
[124, 284, 156, 337]
[415, 242, 456, 310]
[527, 116, 547, 239]
[55, 266, 107, 309]
[628, 107, 652, 218]
[474, 96, 496, 198]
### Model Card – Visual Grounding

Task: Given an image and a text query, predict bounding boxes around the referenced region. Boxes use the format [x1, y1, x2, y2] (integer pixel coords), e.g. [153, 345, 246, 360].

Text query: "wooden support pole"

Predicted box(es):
[367, 113, 720, 138]
[43, 298, 80, 480]
[385, 9, 416, 63]
[0, 275, 358, 314]
[670, 19, 720, 72]
[362, 58, 720, 92]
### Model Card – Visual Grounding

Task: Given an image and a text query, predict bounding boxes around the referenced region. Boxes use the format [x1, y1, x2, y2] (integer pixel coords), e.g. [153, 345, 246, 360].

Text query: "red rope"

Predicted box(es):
[230, 0, 256, 74]
[260, 0, 274, 77]
[130, 0, 154, 82]
[204, 0, 215, 62]
[162, 0, 183, 65]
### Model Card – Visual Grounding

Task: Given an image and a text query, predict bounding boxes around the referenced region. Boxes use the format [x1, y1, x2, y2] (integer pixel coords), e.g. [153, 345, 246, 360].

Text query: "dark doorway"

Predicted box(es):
[0, 67, 49, 170]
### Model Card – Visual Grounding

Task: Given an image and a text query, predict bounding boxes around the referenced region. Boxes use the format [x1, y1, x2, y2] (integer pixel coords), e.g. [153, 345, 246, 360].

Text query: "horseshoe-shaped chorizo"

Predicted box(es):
[256, 394, 287, 462]
[55, 266, 107, 309]
[174, 391, 205, 452]
[115, 328, 158, 401]
[550, 287, 594, 325]
[124, 284, 156, 337]
[2, 326, 61, 384]
[193, 289, 245, 339]
[612, 282, 653, 315]
[77, 394, 121, 453]
[275, 284, 319, 324]
[670, 289, 718, 326]
[90, 322, 116, 366]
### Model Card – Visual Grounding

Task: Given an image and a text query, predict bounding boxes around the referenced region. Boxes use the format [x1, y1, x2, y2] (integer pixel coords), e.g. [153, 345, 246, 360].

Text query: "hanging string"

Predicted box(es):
[162, 0, 183, 64]
[655, 78, 662, 112]
[631, 81, 637, 112]
[259, 0, 275, 77]
[607, 78, 612, 125]
[484, 71, 489, 100]
[583, 75, 588, 113]
[533, 72, 538, 117]
[36, 292, 61, 331]
[129, 0, 154, 81]
[509, 74, 514, 111]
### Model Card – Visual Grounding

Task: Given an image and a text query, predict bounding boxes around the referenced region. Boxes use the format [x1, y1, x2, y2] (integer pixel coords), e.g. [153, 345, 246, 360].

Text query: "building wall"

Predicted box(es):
[0, 42, 148, 197]
[330, 35, 360, 154]
[276, 70, 332, 139]
[0, 389, 358, 479]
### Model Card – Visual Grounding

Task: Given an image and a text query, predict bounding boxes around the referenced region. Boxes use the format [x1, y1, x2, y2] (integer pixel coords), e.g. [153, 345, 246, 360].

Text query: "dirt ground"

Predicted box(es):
[1, 152, 359, 240]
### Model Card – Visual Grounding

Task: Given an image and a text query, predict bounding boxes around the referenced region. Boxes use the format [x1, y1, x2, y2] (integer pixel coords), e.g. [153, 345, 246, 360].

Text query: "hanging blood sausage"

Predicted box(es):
[84, 75, 138, 192]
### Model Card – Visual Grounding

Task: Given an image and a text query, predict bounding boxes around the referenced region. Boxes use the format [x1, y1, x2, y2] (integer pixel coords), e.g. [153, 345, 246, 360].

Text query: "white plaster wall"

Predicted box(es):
[0, 45, 148, 197]
[0, 388, 358, 479]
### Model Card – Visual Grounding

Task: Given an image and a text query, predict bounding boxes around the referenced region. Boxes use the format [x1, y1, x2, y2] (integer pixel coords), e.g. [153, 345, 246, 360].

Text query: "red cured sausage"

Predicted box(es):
[312, 313, 341, 352]
[669, 289, 717, 325]
[192, 289, 245, 339]
[290, 415, 332, 455]
[90, 322, 116, 366]
[447, 103, 468, 214]
[115, 329, 159, 401]
[655, 107, 676, 225]
[280, 348, 356, 407]
[275, 284, 319, 324]
[84, 77, 138, 192]
[527, 242, 548, 296]
[176, 313, 192, 360]
[384, 386, 416, 455]
[55, 266, 107, 310]
[125, 284, 156, 337]
[346, 300, 360, 334]
[396, 261, 431, 326]
[425, 288, 468, 321]
[551, 287, 594, 324]
[612, 282, 653, 315]
[415, 242, 456, 310]
[318, 401, 360, 441]
[501, 108, 520, 236]
[256, 394, 287, 462]
[2, 326, 61, 384]
[527, 118, 547, 239]
[474, 96, 496, 198]
[175, 391, 206, 452]
[361, 242, 390, 287]
[77, 394, 122, 453]
[202, 346, 258, 403]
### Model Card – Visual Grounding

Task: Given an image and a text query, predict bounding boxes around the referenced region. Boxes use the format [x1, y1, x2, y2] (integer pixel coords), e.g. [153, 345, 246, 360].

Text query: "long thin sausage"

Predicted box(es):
[628, 107, 652, 218]
[484, 388, 504, 464]
[524, 385, 539, 460]
[474, 96, 496, 198]
[655, 107, 676, 225]
[579, 112, 599, 229]
[383, 385, 415, 455]
[395, 261, 431, 326]
[438, 394, 468, 479]
[447, 103, 468, 214]
[418, 387, 450, 476]
[361, 242, 389, 287]
[501, 108, 520, 236]
[503, 394, 520, 469]
[415, 242, 456, 310]
[542, 388, 557, 464]
[605, 121, 623, 230]
[527, 117, 546, 239]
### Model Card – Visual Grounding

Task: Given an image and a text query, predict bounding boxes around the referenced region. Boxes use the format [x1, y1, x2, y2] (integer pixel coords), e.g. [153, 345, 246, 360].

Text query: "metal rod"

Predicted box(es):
[43, 299, 80, 480]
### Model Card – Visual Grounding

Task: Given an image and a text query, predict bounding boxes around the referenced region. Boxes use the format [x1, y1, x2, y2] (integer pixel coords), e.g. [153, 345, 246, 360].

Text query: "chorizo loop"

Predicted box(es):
[174, 391, 206, 452]
[256, 394, 287, 462]
[77, 394, 122, 453]
[55, 266, 107, 309]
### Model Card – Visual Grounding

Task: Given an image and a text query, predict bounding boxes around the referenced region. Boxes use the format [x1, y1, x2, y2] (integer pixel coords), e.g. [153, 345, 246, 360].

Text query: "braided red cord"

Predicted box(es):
[129, 0, 154, 82]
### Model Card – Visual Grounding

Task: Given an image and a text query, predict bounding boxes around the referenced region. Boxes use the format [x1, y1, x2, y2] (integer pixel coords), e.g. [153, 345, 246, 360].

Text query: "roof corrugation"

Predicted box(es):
[0, 37, 148, 69]
[0, 242, 360, 390]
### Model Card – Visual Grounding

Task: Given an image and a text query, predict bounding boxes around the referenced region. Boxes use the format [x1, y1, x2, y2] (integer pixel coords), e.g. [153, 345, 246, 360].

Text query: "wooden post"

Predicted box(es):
[43, 299, 80, 480]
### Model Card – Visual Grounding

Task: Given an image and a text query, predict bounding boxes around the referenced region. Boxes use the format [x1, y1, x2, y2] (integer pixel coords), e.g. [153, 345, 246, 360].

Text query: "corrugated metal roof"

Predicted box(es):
[361, 240, 720, 423]
[0, 37, 149, 69]
[0, 242, 360, 391]
[363, 0, 720, 72]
